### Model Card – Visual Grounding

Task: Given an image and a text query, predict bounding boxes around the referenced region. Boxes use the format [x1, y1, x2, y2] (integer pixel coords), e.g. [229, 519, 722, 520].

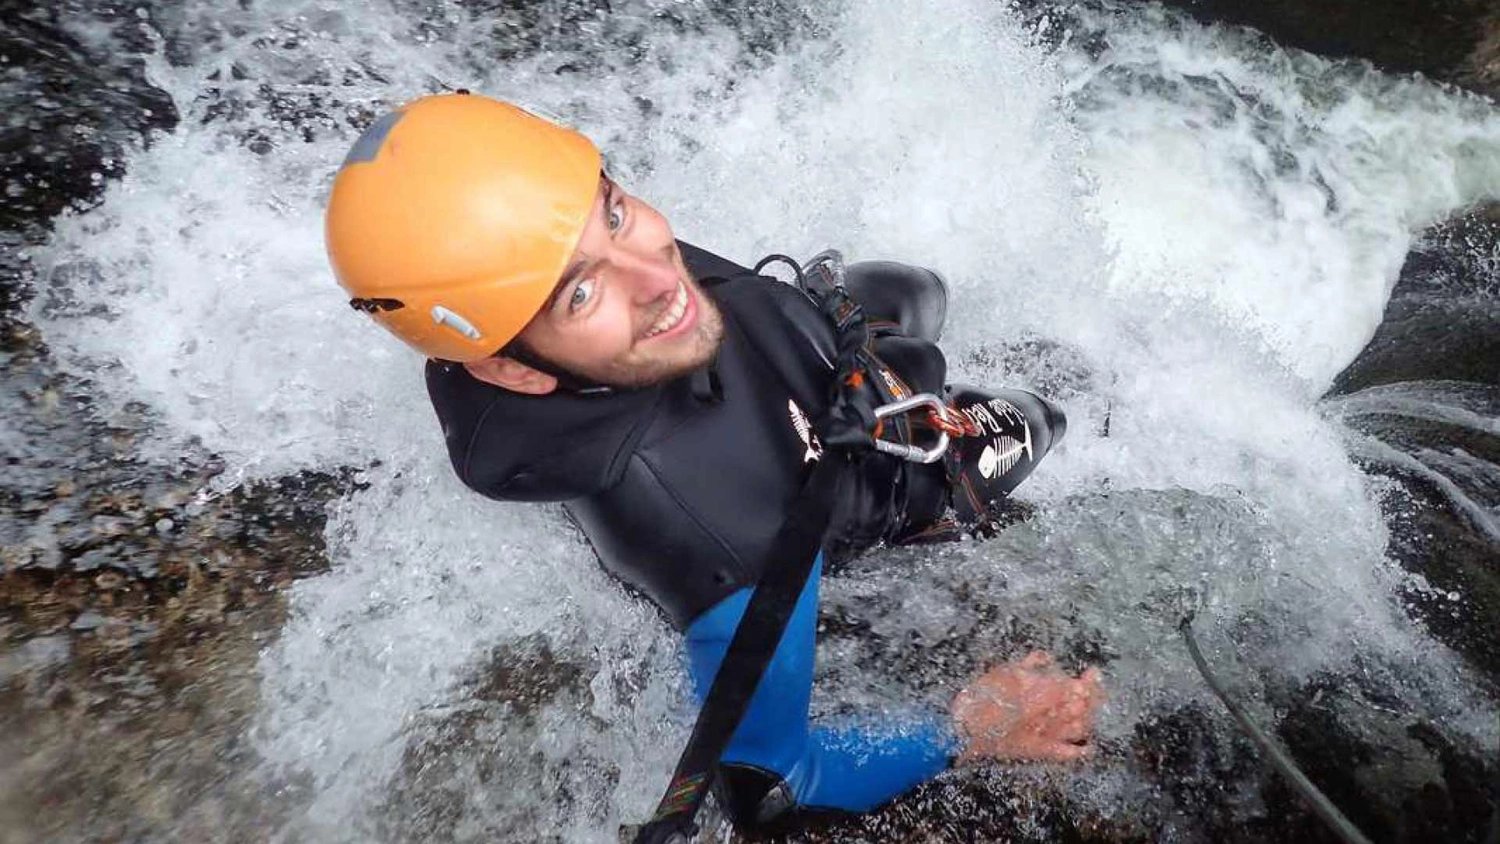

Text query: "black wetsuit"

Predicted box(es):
[426, 244, 951, 629]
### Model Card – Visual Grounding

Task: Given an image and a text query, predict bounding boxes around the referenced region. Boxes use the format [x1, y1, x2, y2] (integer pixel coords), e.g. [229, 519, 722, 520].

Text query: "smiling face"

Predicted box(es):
[470, 175, 725, 393]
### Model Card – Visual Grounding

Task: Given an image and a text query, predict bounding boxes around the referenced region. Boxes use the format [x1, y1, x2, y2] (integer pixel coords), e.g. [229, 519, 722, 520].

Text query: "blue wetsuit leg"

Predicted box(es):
[684, 554, 955, 814]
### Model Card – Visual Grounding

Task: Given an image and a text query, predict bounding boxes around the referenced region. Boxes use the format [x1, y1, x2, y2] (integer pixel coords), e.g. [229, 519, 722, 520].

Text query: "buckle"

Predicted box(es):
[872, 393, 952, 464]
[798, 249, 848, 300]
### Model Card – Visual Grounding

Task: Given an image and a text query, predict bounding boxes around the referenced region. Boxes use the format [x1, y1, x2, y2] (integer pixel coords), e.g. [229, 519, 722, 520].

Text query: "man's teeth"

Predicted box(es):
[646, 282, 689, 337]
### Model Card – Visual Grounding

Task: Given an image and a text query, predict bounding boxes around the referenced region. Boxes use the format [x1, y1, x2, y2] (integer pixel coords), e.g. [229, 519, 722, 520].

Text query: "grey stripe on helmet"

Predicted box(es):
[341, 110, 404, 168]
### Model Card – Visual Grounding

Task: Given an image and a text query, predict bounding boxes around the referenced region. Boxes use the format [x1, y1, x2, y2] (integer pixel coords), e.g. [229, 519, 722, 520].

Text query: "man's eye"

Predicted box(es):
[569, 279, 595, 311]
[608, 204, 624, 232]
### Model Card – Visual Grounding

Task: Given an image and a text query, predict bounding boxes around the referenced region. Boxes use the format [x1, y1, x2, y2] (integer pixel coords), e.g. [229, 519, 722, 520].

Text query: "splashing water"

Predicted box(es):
[22, 0, 1500, 839]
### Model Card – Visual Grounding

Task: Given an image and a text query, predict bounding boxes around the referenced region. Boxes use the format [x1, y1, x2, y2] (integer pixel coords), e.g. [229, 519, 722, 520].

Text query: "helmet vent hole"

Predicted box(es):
[349, 297, 405, 313]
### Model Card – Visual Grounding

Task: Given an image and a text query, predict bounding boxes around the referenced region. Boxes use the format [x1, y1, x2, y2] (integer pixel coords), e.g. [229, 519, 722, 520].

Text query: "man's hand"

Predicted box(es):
[951, 650, 1106, 764]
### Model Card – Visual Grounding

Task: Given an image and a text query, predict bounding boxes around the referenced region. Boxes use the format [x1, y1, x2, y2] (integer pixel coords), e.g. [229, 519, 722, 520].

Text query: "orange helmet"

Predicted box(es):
[326, 92, 602, 362]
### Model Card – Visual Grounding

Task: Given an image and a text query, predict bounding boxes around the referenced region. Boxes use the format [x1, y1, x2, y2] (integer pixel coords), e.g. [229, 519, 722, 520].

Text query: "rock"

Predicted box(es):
[1270, 682, 1498, 841]
[0, 634, 69, 683]
[68, 611, 106, 631]
[0, 5, 177, 238]
[1146, 0, 1500, 99]
[1324, 205, 1500, 683]
[68, 549, 115, 573]
[1330, 206, 1500, 395]
[1305, 201, 1500, 841]
[1472, 13, 1500, 92]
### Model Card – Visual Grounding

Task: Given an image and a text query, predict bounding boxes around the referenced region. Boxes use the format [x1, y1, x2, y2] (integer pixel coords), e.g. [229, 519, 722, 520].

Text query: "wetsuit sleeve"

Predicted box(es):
[684, 555, 956, 828]
[460, 424, 637, 502]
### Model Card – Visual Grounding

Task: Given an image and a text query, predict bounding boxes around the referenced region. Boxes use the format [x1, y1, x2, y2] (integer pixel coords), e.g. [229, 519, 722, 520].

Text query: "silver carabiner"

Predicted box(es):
[872, 393, 951, 464]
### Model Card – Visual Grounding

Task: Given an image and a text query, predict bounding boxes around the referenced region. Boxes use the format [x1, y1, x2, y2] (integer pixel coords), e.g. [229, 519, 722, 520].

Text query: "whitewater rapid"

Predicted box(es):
[24, 0, 1500, 839]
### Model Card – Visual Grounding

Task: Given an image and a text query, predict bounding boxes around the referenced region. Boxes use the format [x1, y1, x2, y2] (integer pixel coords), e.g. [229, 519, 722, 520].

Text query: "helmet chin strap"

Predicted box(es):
[500, 342, 616, 396]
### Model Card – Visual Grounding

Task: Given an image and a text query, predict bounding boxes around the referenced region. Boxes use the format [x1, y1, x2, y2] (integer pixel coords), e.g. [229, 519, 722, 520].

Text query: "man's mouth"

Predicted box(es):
[643, 280, 693, 340]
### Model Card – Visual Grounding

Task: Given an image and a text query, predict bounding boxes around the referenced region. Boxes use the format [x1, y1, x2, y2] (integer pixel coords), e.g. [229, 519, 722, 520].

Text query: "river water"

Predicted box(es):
[5, 0, 1500, 841]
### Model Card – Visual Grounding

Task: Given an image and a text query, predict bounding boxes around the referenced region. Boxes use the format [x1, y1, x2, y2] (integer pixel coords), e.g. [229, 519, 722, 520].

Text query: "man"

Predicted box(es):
[326, 92, 1104, 832]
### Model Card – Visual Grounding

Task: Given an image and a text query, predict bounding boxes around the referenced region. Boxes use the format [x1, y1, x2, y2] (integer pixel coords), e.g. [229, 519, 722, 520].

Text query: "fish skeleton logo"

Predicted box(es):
[788, 400, 822, 463]
[977, 431, 1032, 479]
[964, 399, 1033, 479]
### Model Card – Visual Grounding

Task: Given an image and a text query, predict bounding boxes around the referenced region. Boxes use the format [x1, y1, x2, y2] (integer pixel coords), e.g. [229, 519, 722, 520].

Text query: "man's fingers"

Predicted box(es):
[1055, 704, 1094, 740]
[1063, 697, 1090, 721]
[1048, 742, 1094, 762]
[1054, 723, 1090, 745]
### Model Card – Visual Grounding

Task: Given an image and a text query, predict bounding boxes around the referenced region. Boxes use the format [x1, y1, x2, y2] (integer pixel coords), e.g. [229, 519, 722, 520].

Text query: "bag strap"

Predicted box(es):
[631, 257, 879, 844]
[629, 454, 848, 844]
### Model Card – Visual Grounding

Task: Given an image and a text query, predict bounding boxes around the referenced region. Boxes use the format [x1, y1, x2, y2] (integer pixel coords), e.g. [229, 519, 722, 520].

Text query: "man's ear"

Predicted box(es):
[463, 355, 559, 395]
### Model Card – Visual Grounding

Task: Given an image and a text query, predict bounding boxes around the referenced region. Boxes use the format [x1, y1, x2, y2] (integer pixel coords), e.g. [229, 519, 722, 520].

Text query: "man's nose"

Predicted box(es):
[616, 246, 680, 302]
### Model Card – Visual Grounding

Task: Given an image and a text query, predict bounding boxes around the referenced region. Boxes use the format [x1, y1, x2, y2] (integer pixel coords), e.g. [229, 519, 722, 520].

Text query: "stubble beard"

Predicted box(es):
[522, 243, 727, 391]
[533, 278, 726, 391]
[591, 281, 725, 389]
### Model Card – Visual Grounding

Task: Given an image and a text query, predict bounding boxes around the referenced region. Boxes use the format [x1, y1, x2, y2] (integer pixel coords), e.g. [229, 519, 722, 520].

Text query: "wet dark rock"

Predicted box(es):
[1332, 209, 1500, 394]
[743, 764, 1110, 843]
[0, 2, 178, 243]
[1363, 457, 1500, 683]
[0, 80, 347, 832]
[0, 452, 344, 841]
[1325, 206, 1500, 688]
[1127, 706, 1268, 839]
[1283, 202, 1500, 843]
[1145, 0, 1500, 99]
[0, 3, 503, 840]
[1268, 678, 1499, 843]
[379, 638, 602, 842]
